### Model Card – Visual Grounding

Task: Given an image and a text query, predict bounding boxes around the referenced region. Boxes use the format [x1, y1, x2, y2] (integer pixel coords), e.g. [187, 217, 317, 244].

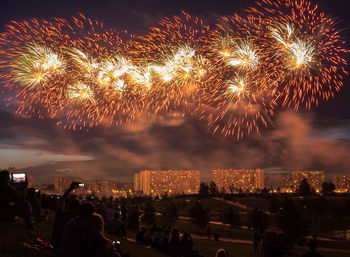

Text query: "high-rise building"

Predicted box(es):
[292, 170, 325, 191]
[86, 180, 133, 197]
[264, 176, 270, 189]
[212, 169, 264, 193]
[335, 175, 350, 192]
[134, 170, 200, 196]
[134, 173, 141, 191]
[280, 175, 294, 193]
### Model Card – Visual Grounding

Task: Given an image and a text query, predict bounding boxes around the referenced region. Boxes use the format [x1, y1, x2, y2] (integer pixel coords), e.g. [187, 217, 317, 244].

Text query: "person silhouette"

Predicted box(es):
[51, 182, 80, 249]
[302, 239, 323, 257]
[0, 170, 34, 228]
[61, 202, 114, 257]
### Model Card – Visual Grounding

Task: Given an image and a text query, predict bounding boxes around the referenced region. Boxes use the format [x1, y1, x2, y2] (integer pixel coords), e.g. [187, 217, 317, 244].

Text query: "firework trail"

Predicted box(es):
[0, 1, 348, 138]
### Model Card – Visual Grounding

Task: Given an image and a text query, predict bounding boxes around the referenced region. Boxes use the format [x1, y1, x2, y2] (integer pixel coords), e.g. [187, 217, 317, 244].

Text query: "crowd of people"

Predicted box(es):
[135, 225, 200, 257]
[0, 170, 128, 257]
[0, 169, 326, 257]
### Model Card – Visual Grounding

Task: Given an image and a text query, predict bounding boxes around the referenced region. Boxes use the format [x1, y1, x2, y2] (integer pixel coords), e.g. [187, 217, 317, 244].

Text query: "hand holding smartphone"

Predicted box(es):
[11, 173, 26, 183]
[70, 181, 85, 190]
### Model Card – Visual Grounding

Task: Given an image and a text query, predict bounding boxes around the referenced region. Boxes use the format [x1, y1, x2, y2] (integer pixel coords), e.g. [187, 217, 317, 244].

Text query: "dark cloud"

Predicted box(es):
[1, 106, 350, 185]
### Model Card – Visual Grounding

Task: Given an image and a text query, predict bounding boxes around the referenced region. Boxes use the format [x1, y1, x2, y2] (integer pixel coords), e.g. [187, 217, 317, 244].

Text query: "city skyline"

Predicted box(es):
[6, 166, 349, 190]
[24, 169, 350, 197]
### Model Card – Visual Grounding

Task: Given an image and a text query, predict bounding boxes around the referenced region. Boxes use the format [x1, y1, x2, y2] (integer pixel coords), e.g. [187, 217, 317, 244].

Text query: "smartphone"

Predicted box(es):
[11, 173, 26, 183]
[113, 240, 121, 245]
[35, 189, 39, 193]
[78, 182, 85, 188]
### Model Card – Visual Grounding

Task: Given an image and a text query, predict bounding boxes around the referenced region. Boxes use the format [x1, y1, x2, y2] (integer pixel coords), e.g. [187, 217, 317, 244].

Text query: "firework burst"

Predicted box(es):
[0, 1, 348, 138]
[247, 0, 349, 110]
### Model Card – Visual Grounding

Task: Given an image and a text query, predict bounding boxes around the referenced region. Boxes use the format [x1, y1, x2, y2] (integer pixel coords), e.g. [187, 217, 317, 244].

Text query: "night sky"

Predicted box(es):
[1, 0, 350, 185]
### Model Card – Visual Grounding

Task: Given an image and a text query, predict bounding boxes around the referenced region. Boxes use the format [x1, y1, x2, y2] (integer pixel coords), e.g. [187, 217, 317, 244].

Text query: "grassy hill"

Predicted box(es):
[1, 213, 350, 257]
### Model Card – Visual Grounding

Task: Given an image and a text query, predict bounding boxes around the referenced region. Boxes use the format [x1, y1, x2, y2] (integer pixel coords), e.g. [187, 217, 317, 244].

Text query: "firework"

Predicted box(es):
[247, 0, 349, 110]
[0, 1, 348, 138]
[197, 14, 278, 139]
[132, 12, 214, 114]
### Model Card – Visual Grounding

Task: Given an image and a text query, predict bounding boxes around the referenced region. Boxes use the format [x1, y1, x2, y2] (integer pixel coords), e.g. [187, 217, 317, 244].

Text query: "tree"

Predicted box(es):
[209, 181, 219, 195]
[321, 182, 335, 195]
[188, 200, 209, 230]
[160, 200, 178, 225]
[199, 182, 209, 197]
[229, 184, 235, 194]
[161, 192, 169, 199]
[223, 207, 241, 230]
[299, 178, 311, 196]
[248, 208, 269, 232]
[277, 198, 307, 238]
[220, 186, 226, 196]
[261, 188, 269, 195]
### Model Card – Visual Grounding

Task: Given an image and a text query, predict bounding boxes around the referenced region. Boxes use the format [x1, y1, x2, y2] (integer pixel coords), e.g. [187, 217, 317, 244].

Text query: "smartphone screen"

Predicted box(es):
[12, 173, 26, 183]
[78, 182, 85, 188]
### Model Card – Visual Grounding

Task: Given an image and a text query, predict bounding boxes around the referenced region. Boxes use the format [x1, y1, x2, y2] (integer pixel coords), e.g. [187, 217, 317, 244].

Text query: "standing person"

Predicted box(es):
[168, 228, 180, 254]
[26, 188, 48, 223]
[51, 182, 80, 249]
[207, 225, 211, 240]
[253, 229, 261, 255]
[0, 170, 34, 229]
[302, 239, 323, 257]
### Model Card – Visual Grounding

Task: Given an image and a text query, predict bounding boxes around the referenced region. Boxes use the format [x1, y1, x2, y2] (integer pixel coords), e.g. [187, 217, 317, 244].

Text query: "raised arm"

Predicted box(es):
[57, 182, 79, 211]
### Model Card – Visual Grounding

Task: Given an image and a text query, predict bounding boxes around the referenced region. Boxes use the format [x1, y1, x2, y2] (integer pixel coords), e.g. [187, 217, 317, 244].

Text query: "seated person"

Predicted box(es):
[0, 170, 34, 228]
[168, 228, 180, 253]
[180, 231, 193, 257]
[61, 202, 115, 257]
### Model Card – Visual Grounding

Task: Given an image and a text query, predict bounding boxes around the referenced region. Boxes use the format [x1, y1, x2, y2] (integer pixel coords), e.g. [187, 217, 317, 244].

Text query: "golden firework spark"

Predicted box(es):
[0, 3, 347, 139]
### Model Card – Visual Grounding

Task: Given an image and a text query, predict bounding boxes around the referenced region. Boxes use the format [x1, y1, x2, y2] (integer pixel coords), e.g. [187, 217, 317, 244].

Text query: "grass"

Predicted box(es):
[155, 196, 238, 217]
[171, 219, 254, 241]
[1, 216, 350, 257]
[0, 212, 55, 257]
[1, 196, 350, 257]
